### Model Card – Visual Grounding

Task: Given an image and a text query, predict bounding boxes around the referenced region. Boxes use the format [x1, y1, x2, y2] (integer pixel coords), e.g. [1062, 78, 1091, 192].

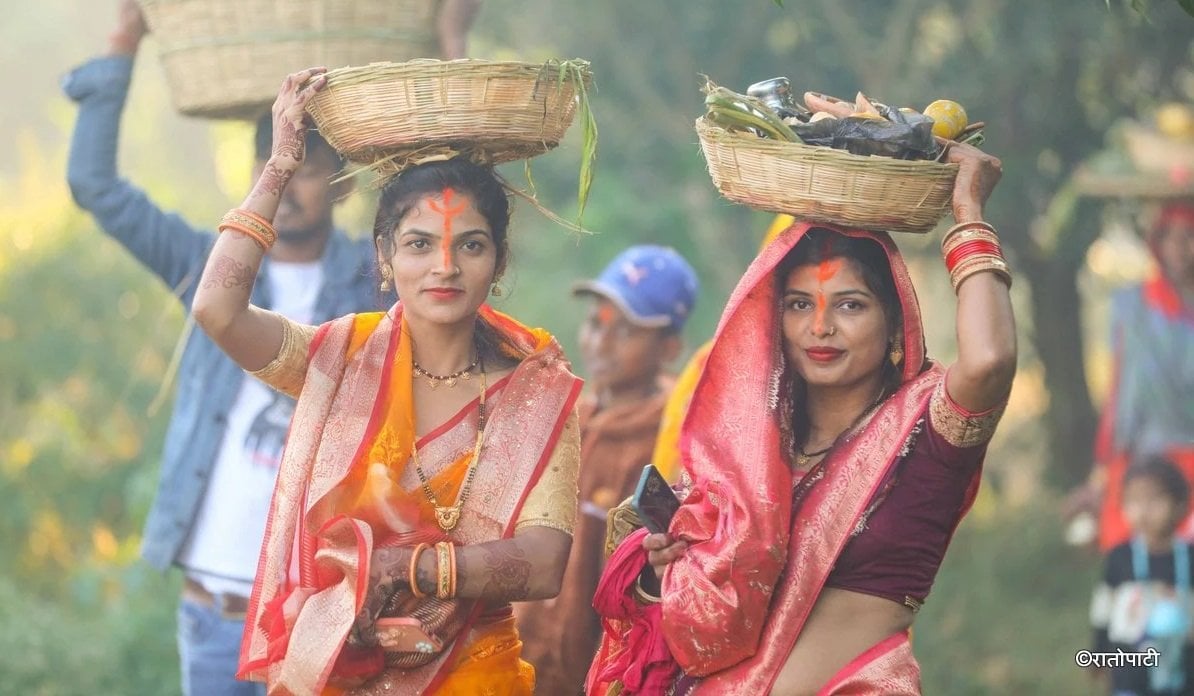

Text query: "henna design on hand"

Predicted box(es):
[201, 254, 256, 290]
[273, 117, 306, 163]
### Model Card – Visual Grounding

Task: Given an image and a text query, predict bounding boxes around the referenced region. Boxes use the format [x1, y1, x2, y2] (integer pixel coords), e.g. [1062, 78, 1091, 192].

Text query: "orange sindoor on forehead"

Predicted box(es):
[596, 303, 617, 327]
[813, 255, 844, 335]
[427, 188, 468, 269]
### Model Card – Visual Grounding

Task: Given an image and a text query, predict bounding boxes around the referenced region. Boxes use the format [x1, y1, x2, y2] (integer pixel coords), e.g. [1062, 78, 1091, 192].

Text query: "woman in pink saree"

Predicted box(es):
[190, 71, 581, 694]
[587, 143, 1016, 695]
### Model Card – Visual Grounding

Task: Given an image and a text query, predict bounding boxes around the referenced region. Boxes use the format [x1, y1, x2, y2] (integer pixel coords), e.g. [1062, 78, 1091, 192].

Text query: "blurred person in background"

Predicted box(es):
[1067, 201, 1194, 553]
[515, 245, 698, 694]
[1090, 455, 1194, 696]
[60, 0, 478, 691]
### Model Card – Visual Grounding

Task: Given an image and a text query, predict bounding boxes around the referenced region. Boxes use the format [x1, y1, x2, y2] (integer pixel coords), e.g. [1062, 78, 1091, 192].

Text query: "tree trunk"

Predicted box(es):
[1018, 199, 1103, 489]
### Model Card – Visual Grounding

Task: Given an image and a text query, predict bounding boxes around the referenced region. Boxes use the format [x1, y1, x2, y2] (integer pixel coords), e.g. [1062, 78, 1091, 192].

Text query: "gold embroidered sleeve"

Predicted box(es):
[248, 313, 317, 399]
[515, 411, 580, 535]
[928, 379, 1007, 449]
[604, 497, 643, 558]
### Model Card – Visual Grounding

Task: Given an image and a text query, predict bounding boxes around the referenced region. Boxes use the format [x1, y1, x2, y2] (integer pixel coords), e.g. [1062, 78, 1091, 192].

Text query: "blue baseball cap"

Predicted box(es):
[572, 245, 699, 330]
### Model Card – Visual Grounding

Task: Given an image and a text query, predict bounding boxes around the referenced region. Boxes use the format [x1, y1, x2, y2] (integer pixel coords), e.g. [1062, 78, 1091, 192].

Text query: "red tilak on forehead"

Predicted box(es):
[813, 255, 843, 335]
[597, 304, 617, 326]
[427, 187, 467, 268]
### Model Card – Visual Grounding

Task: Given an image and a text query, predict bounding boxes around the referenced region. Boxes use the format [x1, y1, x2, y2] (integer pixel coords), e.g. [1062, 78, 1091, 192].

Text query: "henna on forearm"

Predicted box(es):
[455, 540, 544, 602]
[201, 253, 256, 291]
[251, 161, 295, 202]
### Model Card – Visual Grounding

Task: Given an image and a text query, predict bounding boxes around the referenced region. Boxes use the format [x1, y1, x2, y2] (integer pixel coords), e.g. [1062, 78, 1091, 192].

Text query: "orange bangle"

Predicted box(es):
[218, 221, 271, 250]
[409, 543, 430, 599]
[220, 209, 278, 249]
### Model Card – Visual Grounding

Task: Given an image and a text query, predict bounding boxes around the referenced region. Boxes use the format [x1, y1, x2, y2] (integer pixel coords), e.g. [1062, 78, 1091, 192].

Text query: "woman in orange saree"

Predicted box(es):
[191, 72, 581, 695]
[587, 143, 1016, 695]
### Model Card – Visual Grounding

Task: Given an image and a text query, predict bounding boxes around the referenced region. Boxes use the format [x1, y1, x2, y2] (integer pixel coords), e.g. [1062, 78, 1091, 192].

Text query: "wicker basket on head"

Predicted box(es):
[305, 59, 592, 173]
[696, 118, 958, 234]
[137, 0, 440, 120]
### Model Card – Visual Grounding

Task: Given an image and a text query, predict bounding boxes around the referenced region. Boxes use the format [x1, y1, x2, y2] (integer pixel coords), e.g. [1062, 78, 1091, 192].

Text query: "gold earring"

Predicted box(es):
[889, 341, 904, 366]
[490, 283, 503, 297]
[379, 267, 392, 292]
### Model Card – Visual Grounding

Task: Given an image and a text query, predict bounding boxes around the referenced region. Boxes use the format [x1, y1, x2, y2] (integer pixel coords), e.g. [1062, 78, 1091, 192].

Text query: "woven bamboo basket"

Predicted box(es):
[137, 0, 439, 120]
[696, 117, 959, 234]
[305, 60, 592, 171]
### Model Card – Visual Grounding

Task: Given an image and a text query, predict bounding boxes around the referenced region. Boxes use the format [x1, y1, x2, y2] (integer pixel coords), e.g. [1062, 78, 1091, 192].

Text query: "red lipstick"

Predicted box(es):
[805, 347, 844, 363]
[424, 287, 464, 300]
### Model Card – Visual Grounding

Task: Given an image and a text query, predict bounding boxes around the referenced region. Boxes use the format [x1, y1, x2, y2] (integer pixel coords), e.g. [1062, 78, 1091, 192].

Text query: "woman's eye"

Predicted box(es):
[462, 240, 484, 252]
[840, 300, 864, 311]
[789, 299, 813, 311]
[407, 239, 430, 249]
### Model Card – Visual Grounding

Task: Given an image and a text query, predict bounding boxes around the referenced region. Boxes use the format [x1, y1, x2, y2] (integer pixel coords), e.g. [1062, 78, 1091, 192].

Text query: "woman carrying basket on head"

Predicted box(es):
[192, 69, 582, 695]
[586, 142, 1016, 695]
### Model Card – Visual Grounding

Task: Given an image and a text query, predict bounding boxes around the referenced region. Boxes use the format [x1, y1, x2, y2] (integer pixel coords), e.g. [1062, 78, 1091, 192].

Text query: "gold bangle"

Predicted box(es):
[447, 542, 457, 599]
[941, 228, 1001, 256]
[409, 543, 430, 599]
[951, 256, 1012, 292]
[942, 220, 997, 247]
[435, 542, 453, 600]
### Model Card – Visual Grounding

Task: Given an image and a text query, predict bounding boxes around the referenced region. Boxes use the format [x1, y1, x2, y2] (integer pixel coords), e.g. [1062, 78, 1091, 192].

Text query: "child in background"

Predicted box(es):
[1092, 456, 1194, 695]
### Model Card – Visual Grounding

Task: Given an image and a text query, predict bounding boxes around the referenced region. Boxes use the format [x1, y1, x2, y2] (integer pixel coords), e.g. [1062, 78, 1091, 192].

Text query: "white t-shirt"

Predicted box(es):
[178, 261, 323, 597]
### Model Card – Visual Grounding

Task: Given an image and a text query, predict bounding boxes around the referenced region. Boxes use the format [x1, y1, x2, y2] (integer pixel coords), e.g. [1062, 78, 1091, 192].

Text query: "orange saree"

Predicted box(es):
[588, 222, 986, 695]
[237, 305, 582, 695]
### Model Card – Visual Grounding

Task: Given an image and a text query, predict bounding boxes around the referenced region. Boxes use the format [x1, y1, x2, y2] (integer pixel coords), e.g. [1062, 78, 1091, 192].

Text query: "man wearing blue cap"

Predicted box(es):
[515, 245, 699, 694]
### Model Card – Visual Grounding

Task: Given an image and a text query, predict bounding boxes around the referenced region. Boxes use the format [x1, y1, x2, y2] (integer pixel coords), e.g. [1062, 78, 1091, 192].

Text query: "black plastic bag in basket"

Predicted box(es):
[791, 105, 939, 160]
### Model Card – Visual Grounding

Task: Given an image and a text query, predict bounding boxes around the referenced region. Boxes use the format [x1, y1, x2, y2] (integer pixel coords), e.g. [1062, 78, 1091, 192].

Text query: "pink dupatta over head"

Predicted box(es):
[657, 221, 960, 693]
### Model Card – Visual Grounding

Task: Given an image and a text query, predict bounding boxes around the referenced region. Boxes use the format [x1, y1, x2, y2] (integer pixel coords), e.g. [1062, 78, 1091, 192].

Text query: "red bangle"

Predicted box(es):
[945, 240, 1004, 272]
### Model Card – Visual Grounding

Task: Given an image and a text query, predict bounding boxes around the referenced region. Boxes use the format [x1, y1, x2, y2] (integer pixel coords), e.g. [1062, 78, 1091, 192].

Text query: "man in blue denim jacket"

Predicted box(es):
[62, 5, 386, 694]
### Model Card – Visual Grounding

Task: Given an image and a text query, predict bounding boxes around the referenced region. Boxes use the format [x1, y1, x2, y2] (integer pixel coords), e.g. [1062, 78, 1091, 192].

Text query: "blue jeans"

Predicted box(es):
[176, 597, 266, 696]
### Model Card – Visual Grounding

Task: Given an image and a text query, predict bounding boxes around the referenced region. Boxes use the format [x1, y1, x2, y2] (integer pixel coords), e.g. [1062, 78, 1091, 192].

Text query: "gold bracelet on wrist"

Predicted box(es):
[435, 542, 455, 600]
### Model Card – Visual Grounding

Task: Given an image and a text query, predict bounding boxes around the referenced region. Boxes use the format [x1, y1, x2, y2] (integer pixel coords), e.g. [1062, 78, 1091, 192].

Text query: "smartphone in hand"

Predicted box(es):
[631, 464, 680, 534]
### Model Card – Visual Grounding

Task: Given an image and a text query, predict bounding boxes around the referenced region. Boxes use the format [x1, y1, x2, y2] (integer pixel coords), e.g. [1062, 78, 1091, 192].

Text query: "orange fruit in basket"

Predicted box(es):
[924, 99, 968, 140]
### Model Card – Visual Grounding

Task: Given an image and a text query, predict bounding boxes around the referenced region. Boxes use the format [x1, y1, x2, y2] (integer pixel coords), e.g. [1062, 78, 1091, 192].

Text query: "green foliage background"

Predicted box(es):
[2, 1, 1192, 693]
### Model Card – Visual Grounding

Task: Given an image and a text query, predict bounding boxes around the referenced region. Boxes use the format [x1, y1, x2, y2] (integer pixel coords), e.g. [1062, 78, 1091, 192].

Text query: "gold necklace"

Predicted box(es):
[795, 389, 889, 470]
[412, 360, 487, 532]
[412, 358, 478, 389]
[795, 444, 833, 469]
